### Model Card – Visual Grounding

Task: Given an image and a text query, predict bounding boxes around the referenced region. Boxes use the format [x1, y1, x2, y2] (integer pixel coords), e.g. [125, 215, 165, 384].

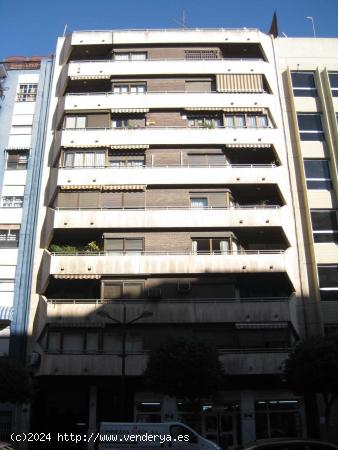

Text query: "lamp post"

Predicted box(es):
[96, 305, 153, 421]
[306, 16, 316, 38]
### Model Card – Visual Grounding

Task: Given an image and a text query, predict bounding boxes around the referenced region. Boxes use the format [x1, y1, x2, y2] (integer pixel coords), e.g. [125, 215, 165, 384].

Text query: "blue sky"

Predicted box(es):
[1, 0, 338, 60]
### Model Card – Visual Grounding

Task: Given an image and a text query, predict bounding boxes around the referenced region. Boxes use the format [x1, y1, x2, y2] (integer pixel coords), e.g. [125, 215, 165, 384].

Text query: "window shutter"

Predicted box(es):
[101, 192, 123, 208]
[78, 191, 100, 208]
[87, 113, 109, 128]
[105, 239, 124, 252]
[123, 192, 145, 208]
[125, 239, 143, 252]
[207, 154, 226, 166]
[185, 80, 212, 92]
[210, 192, 227, 208]
[188, 154, 206, 166]
[103, 283, 122, 299]
[124, 283, 143, 298]
[56, 192, 79, 208]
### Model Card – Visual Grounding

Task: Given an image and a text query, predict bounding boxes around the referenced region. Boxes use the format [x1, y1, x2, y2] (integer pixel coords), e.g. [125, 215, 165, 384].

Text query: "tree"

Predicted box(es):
[284, 335, 338, 432]
[144, 336, 224, 404]
[0, 358, 33, 403]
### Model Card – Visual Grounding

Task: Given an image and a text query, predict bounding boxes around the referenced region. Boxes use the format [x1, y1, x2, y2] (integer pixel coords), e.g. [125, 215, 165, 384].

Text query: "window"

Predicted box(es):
[310, 210, 338, 243]
[16, 84, 37, 102]
[224, 113, 269, 128]
[192, 238, 230, 254]
[291, 72, 317, 97]
[190, 198, 208, 208]
[187, 115, 221, 128]
[46, 329, 100, 354]
[297, 114, 325, 141]
[0, 229, 19, 248]
[64, 115, 86, 129]
[304, 159, 332, 189]
[113, 83, 146, 94]
[63, 150, 106, 168]
[105, 238, 144, 253]
[5, 149, 29, 170]
[255, 400, 302, 439]
[113, 52, 147, 61]
[1, 196, 24, 208]
[328, 72, 338, 97]
[185, 50, 219, 60]
[112, 117, 130, 129]
[109, 153, 145, 167]
[317, 265, 338, 301]
[103, 281, 144, 299]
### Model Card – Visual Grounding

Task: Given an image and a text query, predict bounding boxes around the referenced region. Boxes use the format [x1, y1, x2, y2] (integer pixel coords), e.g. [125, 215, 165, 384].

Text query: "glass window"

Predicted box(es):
[63, 333, 84, 353]
[255, 400, 302, 439]
[304, 159, 332, 190]
[297, 114, 325, 141]
[328, 72, 338, 97]
[16, 83, 37, 102]
[65, 116, 86, 129]
[318, 265, 338, 301]
[5, 150, 29, 170]
[106, 238, 143, 253]
[311, 210, 338, 243]
[191, 198, 208, 208]
[63, 150, 106, 168]
[113, 52, 147, 61]
[291, 72, 317, 97]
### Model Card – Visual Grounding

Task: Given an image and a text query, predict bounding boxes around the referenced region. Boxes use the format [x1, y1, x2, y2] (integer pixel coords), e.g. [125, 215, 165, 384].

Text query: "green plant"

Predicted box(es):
[85, 241, 100, 252]
[49, 244, 78, 253]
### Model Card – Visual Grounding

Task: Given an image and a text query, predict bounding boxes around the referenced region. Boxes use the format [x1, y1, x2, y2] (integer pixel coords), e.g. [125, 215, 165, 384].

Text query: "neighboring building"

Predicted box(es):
[275, 38, 338, 439]
[26, 29, 310, 448]
[0, 56, 53, 440]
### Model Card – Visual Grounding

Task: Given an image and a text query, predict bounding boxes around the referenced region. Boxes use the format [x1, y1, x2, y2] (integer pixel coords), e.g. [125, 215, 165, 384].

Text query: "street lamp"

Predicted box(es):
[96, 305, 153, 420]
[306, 16, 316, 38]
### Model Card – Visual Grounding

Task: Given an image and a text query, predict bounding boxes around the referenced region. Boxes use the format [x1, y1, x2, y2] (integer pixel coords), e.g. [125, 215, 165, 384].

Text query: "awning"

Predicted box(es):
[216, 74, 264, 93]
[53, 274, 101, 280]
[4, 147, 30, 151]
[60, 185, 101, 190]
[111, 108, 149, 113]
[226, 143, 272, 149]
[70, 75, 110, 81]
[102, 184, 146, 191]
[185, 107, 222, 112]
[111, 144, 149, 150]
[0, 306, 14, 321]
[223, 107, 267, 113]
[235, 322, 289, 329]
[0, 224, 20, 230]
[62, 144, 107, 149]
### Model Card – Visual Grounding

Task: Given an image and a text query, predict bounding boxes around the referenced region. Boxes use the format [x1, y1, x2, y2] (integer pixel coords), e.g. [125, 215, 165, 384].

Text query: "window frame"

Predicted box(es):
[112, 82, 147, 94]
[105, 237, 144, 253]
[16, 83, 38, 102]
[113, 52, 147, 61]
[304, 159, 333, 190]
[291, 71, 317, 97]
[328, 72, 338, 97]
[64, 115, 87, 129]
[62, 149, 107, 168]
[317, 265, 338, 301]
[224, 113, 269, 129]
[310, 209, 338, 243]
[5, 149, 29, 170]
[297, 113, 325, 141]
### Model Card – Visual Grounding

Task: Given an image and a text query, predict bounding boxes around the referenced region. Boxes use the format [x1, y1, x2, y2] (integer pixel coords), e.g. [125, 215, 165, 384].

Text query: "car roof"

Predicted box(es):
[243, 438, 338, 450]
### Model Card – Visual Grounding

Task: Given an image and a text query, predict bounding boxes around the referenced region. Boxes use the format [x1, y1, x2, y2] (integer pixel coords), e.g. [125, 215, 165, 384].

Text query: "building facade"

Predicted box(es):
[0, 56, 53, 439]
[23, 28, 319, 448]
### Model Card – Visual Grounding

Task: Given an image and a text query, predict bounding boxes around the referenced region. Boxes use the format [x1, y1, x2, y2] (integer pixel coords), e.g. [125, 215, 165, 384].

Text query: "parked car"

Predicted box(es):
[242, 438, 338, 450]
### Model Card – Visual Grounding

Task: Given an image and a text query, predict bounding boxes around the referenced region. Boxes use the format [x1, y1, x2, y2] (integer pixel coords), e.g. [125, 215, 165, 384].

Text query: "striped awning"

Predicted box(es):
[235, 322, 288, 329]
[53, 274, 101, 280]
[226, 143, 272, 149]
[111, 144, 149, 150]
[62, 144, 106, 149]
[102, 184, 146, 191]
[216, 74, 264, 93]
[185, 107, 222, 112]
[111, 108, 149, 113]
[60, 185, 101, 190]
[4, 147, 30, 151]
[70, 75, 110, 81]
[0, 306, 14, 321]
[223, 107, 267, 113]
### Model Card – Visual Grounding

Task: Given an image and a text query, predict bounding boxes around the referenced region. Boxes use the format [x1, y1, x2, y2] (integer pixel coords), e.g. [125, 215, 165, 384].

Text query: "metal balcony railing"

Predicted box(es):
[49, 249, 286, 256]
[54, 204, 280, 211]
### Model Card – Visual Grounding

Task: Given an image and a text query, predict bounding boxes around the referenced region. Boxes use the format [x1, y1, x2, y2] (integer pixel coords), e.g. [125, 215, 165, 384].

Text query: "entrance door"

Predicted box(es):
[202, 410, 238, 450]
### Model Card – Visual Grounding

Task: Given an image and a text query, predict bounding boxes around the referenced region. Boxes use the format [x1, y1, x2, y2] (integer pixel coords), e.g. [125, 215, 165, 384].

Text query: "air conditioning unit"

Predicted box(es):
[147, 288, 162, 298]
[177, 281, 191, 293]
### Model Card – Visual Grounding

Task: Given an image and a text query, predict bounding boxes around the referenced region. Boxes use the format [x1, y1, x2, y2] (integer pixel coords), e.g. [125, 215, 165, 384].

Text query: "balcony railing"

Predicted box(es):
[50, 249, 286, 257]
[69, 56, 265, 64]
[54, 204, 281, 211]
[47, 296, 291, 305]
[59, 163, 277, 170]
[65, 90, 267, 96]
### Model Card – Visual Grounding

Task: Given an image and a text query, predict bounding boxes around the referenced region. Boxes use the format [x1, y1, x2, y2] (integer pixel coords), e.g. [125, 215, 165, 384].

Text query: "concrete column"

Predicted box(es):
[87, 385, 97, 450]
[240, 390, 256, 446]
[162, 396, 177, 422]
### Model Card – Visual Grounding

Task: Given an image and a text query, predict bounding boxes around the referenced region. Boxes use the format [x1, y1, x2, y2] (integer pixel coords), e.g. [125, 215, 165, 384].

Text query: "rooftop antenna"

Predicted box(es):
[174, 9, 188, 29]
[63, 24, 68, 36]
[306, 16, 316, 38]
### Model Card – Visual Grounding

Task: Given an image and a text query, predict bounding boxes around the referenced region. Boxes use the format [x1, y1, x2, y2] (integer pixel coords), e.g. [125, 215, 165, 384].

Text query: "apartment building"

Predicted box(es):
[275, 38, 338, 438]
[25, 29, 312, 447]
[0, 56, 53, 438]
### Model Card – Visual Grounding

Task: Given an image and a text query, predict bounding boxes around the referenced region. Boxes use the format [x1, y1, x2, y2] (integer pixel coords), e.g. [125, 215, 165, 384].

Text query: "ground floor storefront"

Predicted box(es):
[29, 375, 314, 449]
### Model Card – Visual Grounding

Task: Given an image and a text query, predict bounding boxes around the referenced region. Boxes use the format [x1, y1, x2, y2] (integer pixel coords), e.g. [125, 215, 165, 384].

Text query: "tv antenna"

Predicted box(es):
[174, 9, 188, 29]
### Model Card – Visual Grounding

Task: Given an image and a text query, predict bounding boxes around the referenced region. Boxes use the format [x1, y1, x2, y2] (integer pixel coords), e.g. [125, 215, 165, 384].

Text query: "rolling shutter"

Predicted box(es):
[78, 191, 100, 208]
[101, 192, 123, 208]
[123, 192, 145, 208]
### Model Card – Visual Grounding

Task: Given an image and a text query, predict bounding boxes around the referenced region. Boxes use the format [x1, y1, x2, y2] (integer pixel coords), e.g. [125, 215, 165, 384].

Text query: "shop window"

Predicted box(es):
[297, 113, 325, 141]
[255, 400, 302, 439]
[317, 265, 338, 301]
[291, 72, 317, 97]
[304, 159, 332, 190]
[310, 210, 338, 243]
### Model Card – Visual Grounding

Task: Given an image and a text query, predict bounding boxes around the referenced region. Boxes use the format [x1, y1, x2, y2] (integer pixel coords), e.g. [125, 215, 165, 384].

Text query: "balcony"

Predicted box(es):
[38, 249, 290, 293]
[50, 205, 284, 230]
[56, 164, 285, 189]
[37, 349, 289, 376]
[45, 296, 294, 324]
